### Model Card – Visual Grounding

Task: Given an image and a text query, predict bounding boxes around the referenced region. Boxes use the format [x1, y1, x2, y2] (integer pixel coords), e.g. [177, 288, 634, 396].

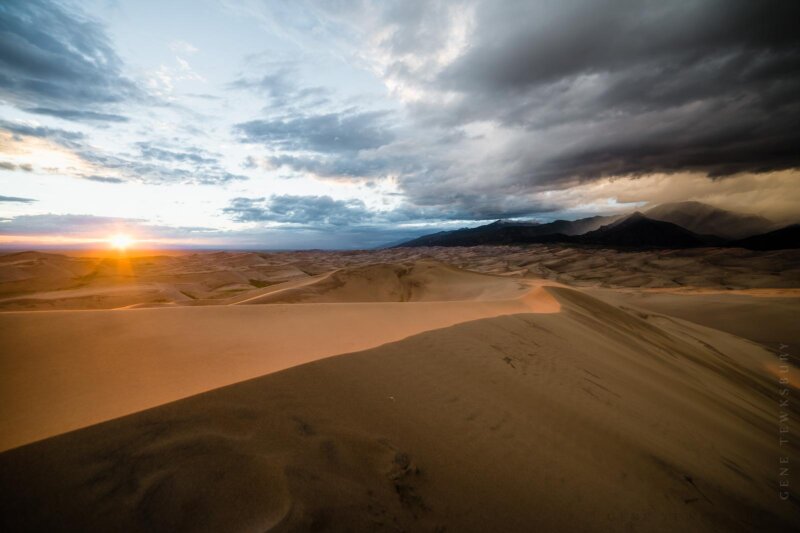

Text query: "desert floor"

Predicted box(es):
[1, 246, 798, 532]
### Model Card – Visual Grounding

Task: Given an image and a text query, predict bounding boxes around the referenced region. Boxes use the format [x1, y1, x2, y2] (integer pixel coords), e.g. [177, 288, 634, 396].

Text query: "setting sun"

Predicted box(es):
[109, 234, 135, 251]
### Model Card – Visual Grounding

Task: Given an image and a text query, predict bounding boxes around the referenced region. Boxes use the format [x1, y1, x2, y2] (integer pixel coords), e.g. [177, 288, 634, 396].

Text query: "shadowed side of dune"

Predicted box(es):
[1, 287, 797, 532]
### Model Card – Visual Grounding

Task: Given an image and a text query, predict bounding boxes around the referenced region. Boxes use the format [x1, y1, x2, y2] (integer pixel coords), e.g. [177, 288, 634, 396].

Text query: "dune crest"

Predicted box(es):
[236, 260, 531, 304]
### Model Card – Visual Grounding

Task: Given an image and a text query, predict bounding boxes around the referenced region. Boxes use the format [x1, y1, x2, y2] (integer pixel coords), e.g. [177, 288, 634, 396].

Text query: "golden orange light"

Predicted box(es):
[109, 234, 135, 251]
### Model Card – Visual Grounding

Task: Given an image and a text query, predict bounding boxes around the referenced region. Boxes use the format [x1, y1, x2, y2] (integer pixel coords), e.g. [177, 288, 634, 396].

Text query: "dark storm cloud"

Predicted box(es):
[24, 108, 129, 123]
[233, 110, 394, 154]
[0, 195, 36, 203]
[269, 0, 799, 223]
[385, 189, 561, 223]
[0, 0, 141, 116]
[441, 0, 799, 95]
[422, 0, 800, 183]
[224, 195, 370, 226]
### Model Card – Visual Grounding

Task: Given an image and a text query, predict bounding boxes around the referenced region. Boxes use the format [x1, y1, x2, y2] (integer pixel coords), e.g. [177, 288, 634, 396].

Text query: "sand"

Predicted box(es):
[0, 263, 554, 451]
[0, 248, 798, 532]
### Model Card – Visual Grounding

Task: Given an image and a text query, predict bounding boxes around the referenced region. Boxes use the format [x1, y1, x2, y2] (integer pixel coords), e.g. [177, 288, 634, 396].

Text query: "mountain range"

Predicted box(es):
[395, 202, 797, 250]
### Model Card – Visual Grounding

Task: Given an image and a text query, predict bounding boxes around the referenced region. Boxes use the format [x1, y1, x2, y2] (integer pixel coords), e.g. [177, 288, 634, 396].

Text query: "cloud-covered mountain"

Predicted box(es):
[576, 212, 720, 248]
[645, 201, 775, 240]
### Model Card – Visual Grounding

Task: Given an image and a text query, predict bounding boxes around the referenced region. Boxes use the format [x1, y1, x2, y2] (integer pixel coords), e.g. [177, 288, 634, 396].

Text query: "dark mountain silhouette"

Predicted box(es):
[577, 212, 722, 248]
[728, 224, 800, 250]
[396, 215, 620, 247]
[645, 201, 774, 239]
[394, 204, 792, 249]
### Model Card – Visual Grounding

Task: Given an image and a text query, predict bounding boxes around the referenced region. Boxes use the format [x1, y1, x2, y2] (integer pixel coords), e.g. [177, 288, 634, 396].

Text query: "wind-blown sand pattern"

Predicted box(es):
[1, 248, 798, 532]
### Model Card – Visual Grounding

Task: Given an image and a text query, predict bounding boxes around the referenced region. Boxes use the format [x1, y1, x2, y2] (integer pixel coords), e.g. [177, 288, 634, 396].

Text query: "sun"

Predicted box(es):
[109, 233, 135, 251]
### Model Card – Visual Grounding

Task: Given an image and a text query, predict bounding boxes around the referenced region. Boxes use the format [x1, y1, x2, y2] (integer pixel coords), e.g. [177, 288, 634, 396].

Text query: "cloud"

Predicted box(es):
[0, 119, 244, 186]
[0, 194, 36, 203]
[78, 150, 247, 186]
[223, 191, 565, 230]
[421, 0, 800, 182]
[234, 110, 394, 154]
[135, 142, 219, 165]
[268, 153, 406, 179]
[0, 213, 217, 240]
[553, 170, 800, 225]
[280, 0, 800, 220]
[82, 175, 125, 184]
[232, 108, 403, 180]
[224, 195, 371, 226]
[0, 119, 86, 149]
[229, 64, 330, 109]
[169, 40, 199, 55]
[24, 108, 129, 123]
[0, 0, 141, 116]
[0, 161, 34, 172]
[0, 211, 439, 250]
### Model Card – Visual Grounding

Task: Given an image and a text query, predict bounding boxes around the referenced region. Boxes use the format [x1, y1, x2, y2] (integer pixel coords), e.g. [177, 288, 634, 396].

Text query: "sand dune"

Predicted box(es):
[0, 267, 555, 451]
[1, 285, 796, 532]
[236, 260, 530, 304]
[1, 250, 797, 531]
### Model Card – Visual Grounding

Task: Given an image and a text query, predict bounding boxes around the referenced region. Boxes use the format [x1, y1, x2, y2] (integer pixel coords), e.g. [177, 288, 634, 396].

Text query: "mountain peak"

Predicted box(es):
[645, 201, 774, 239]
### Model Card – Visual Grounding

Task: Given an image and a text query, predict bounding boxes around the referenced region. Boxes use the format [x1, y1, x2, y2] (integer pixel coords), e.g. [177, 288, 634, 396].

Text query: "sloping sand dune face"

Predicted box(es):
[1, 286, 797, 532]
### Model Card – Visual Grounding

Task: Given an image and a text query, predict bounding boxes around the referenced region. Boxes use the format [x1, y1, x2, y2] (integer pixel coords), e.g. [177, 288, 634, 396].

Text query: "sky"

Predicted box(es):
[0, 0, 798, 249]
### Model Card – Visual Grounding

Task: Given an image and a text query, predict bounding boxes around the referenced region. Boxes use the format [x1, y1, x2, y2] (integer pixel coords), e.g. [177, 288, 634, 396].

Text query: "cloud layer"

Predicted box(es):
[1, 0, 798, 248]
[0, 0, 140, 118]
